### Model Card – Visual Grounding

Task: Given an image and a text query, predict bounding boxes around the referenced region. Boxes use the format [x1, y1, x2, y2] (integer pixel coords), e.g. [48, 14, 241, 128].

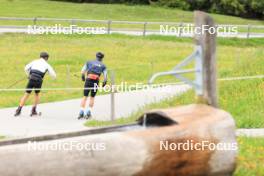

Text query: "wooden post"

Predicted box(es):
[194, 11, 218, 107]
[110, 70, 115, 121]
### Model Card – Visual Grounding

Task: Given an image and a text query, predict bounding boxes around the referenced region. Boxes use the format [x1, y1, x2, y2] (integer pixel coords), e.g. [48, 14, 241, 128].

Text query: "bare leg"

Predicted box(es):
[78, 96, 88, 119]
[81, 96, 88, 109]
[33, 93, 40, 107]
[30, 93, 41, 116]
[15, 93, 30, 116]
[83, 97, 95, 117]
[19, 93, 30, 107]
[89, 97, 95, 108]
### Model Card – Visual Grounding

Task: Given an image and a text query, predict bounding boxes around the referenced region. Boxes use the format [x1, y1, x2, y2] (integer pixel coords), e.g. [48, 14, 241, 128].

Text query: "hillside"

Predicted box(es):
[0, 0, 263, 25]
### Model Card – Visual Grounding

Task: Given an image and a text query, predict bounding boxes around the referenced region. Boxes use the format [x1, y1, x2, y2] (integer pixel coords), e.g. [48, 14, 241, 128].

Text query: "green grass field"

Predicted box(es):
[85, 79, 264, 128]
[1, 0, 264, 34]
[0, 34, 263, 129]
[235, 137, 264, 175]
[0, 34, 263, 111]
[0, 0, 263, 25]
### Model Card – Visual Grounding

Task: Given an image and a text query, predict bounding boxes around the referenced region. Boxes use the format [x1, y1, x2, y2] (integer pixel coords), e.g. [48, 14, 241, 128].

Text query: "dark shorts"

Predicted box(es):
[25, 79, 43, 94]
[84, 79, 99, 97]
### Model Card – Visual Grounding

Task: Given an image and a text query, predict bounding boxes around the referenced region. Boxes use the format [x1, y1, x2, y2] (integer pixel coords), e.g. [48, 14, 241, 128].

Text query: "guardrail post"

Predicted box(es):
[110, 70, 115, 121]
[71, 20, 76, 33]
[33, 17, 37, 26]
[71, 19, 76, 25]
[247, 24, 250, 39]
[179, 22, 183, 37]
[143, 22, 147, 36]
[107, 20, 112, 34]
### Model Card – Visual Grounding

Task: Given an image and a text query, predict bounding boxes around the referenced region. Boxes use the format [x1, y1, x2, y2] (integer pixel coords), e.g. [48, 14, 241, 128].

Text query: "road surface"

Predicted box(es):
[0, 84, 190, 138]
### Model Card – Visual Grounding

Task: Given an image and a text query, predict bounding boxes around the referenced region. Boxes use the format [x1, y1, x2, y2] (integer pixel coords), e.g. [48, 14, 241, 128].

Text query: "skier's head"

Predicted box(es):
[40, 52, 49, 61]
[96, 52, 104, 61]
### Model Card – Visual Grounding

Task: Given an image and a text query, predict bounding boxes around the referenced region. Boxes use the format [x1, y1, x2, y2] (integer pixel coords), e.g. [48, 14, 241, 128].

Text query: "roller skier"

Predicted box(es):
[14, 52, 57, 117]
[78, 52, 107, 120]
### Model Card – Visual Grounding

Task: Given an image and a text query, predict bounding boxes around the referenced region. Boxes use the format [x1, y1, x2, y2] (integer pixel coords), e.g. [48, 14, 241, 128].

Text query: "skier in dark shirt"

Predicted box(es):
[78, 52, 107, 119]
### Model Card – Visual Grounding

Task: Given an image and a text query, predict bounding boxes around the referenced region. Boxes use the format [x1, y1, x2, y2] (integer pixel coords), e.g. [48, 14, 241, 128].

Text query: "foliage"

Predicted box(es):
[55, 0, 264, 18]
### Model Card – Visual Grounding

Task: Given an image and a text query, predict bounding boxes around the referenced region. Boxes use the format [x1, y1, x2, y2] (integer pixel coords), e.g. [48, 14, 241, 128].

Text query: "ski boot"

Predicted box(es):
[30, 106, 40, 117]
[78, 110, 84, 120]
[14, 106, 22, 117]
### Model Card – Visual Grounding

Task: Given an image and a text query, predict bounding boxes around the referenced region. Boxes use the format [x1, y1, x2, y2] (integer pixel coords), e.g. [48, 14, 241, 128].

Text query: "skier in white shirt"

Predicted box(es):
[14, 52, 56, 117]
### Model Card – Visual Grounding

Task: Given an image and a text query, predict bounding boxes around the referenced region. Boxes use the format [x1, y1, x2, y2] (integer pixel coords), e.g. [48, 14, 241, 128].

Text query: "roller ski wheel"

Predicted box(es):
[78, 113, 84, 120]
[30, 112, 42, 117]
[14, 107, 22, 117]
[14, 111, 21, 117]
[84, 111, 92, 120]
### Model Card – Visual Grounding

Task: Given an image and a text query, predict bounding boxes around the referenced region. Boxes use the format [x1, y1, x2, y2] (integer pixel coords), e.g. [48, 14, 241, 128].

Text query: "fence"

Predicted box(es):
[0, 17, 264, 38]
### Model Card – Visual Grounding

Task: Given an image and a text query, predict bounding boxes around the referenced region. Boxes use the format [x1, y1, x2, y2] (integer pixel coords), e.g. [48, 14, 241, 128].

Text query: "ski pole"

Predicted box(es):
[72, 74, 79, 78]
[6, 77, 27, 89]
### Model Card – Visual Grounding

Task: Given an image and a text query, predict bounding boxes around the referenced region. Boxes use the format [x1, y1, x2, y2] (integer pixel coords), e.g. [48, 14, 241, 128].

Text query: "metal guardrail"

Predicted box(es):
[0, 17, 264, 38]
[149, 45, 203, 95]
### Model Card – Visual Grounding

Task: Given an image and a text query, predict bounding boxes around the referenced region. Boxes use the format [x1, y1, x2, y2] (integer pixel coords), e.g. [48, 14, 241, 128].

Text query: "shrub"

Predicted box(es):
[53, 0, 263, 18]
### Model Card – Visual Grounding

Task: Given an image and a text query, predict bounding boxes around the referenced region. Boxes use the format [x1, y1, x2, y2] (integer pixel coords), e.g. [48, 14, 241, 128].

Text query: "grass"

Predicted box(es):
[85, 117, 138, 127]
[235, 137, 264, 175]
[85, 78, 264, 128]
[0, 136, 4, 140]
[0, 0, 264, 34]
[0, 34, 263, 109]
[0, 33, 193, 107]
[0, 0, 263, 25]
[0, 33, 263, 128]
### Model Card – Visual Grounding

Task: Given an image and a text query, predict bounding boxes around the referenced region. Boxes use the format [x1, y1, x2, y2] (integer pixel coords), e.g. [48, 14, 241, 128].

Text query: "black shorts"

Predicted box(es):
[25, 79, 43, 94]
[84, 79, 99, 97]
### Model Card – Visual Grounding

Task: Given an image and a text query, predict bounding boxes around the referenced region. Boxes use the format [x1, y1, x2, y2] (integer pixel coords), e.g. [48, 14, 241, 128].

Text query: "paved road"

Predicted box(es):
[0, 26, 263, 38]
[236, 129, 264, 137]
[0, 85, 190, 138]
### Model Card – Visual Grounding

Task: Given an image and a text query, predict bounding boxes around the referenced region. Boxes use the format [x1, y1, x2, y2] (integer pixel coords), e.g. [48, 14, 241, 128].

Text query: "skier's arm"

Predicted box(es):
[102, 68, 108, 87]
[81, 64, 88, 74]
[81, 64, 88, 82]
[47, 64, 57, 79]
[103, 69, 108, 82]
[24, 61, 33, 76]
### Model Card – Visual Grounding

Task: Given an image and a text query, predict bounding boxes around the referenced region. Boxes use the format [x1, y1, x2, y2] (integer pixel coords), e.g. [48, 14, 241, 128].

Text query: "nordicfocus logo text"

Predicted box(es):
[160, 140, 238, 151]
[27, 24, 106, 35]
[160, 24, 238, 36]
[27, 141, 106, 151]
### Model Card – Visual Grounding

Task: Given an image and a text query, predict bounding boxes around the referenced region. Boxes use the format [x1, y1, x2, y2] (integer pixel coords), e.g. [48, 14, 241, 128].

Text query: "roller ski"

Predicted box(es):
[78, 110, 91, 120]
[30, 106, 42, 117]
[78, 110, 84, 120]
[84, 110, 92, 120]
[14, 106, 22, 117]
